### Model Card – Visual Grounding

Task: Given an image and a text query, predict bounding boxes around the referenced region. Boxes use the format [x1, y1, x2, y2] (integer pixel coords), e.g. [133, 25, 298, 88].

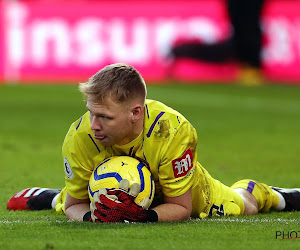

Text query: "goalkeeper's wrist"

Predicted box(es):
[146, 209, 158, 222]
[83, 211, 92, 222]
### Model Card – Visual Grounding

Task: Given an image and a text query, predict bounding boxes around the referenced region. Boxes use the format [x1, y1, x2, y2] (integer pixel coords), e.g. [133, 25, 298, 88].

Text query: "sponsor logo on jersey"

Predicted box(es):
[172, 149, 193, 178]
[64, 157, 74, 179]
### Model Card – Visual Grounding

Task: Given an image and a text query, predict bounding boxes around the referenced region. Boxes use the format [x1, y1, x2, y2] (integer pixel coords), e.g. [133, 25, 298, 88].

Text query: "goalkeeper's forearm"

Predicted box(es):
[64, 193, 91, 221]
[153, 188, 192, 222]
[152, 203, 191, 222]
[65, 203, 91, 221]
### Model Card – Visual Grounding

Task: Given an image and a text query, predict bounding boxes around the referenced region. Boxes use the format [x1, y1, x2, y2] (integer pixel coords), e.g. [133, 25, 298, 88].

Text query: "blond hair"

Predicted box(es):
[79, 63, 147, 104]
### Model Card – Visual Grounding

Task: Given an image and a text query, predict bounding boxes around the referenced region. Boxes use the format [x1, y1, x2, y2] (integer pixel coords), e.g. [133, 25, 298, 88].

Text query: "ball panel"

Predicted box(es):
[88, 156, 155, 207]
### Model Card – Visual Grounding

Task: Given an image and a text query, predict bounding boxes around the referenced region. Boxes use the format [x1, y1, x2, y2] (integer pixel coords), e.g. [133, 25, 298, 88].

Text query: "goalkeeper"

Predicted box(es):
[7, 63, 300, 222]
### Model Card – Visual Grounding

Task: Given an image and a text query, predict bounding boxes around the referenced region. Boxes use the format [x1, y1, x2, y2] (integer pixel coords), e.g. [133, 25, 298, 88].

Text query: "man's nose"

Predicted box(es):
[91, 117, 102, 131]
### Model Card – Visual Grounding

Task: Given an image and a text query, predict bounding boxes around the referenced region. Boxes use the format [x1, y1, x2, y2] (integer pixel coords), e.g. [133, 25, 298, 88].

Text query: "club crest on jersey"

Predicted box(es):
[172, 149, 193, 178]
[64, 157, 74, 180]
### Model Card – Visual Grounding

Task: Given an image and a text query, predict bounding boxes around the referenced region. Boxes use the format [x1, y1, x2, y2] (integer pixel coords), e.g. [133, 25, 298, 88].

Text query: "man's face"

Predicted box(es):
[87, 98, 137, 147]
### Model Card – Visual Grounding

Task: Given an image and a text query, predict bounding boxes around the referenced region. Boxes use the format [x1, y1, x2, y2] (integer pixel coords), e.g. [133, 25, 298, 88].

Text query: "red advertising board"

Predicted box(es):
[0, 0, 299, 84]
[262, 0, 300, 83]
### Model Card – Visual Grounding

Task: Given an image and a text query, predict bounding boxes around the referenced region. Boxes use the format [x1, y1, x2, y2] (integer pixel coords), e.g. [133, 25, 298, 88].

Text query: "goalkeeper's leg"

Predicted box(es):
[7, 187, 61, 211]
[231, 179, 300, 213]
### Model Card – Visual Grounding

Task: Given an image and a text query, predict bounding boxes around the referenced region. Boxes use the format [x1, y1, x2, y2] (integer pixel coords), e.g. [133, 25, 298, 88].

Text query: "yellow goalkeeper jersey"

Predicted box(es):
[61, 99, 214, 217]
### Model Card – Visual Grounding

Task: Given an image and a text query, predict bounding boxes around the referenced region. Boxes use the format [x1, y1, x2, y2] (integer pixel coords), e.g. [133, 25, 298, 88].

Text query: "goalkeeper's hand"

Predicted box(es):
[90, 179, 158, 223]
[89, 188, 121, 223]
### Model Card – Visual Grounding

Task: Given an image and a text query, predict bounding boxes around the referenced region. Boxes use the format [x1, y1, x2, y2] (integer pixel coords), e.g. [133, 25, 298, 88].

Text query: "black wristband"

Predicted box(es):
[146, 209, 158, 222]
[83, 211, 92, 222]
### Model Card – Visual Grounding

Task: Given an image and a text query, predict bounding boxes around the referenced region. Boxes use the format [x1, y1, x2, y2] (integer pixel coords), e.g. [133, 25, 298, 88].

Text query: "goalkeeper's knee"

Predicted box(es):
[231, 179, 279, 212]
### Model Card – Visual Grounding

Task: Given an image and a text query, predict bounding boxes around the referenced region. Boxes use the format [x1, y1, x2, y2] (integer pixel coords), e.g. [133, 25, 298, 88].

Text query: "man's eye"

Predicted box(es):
[100, 115, 110, 119]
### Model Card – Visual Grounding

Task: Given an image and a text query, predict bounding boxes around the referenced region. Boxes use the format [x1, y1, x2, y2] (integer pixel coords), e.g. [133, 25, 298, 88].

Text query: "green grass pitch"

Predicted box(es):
[0, 83, 300, 249]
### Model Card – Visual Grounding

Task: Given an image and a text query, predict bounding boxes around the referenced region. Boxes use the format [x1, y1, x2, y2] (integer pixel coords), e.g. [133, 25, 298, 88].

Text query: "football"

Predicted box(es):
[88, 156, 155, 208]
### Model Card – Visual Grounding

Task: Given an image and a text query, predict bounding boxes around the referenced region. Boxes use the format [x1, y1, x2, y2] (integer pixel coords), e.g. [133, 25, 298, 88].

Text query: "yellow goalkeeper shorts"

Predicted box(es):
[192, 177, 245, 219]
[55, 187, 67, 214]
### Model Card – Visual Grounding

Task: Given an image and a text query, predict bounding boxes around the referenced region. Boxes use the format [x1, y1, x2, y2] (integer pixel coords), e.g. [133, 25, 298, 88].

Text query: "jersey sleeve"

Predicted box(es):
[62, 120, 94, 200]
[158, 120, 198, 197]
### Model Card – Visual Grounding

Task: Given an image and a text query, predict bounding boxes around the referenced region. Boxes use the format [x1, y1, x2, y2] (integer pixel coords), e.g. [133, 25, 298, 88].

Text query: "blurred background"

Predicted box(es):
[1, 0, 300, 86]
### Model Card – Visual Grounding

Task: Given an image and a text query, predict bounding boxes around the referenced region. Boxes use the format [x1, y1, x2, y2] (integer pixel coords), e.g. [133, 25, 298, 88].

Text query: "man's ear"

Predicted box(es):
[131, 104, 143, 123]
